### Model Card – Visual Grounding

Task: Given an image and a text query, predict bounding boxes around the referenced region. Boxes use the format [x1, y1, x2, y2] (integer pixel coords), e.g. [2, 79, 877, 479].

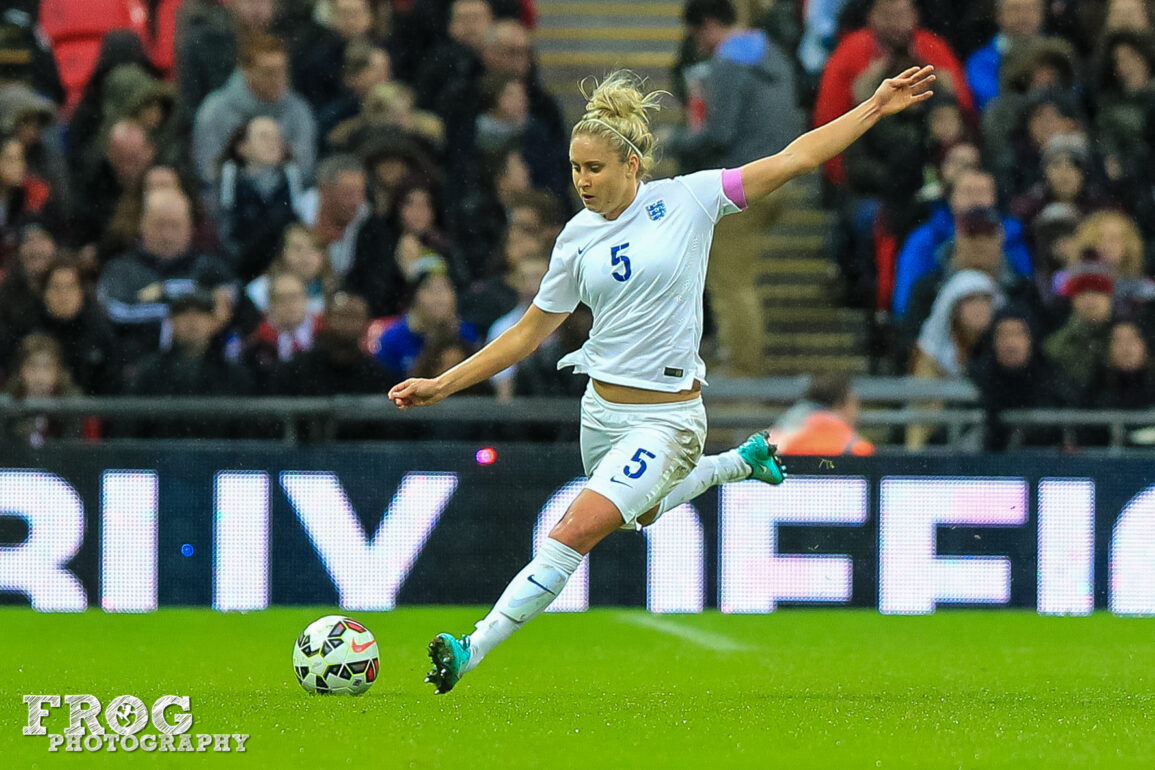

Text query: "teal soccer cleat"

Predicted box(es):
[737, 431, 788, 485]
[425, 633, 472, 694]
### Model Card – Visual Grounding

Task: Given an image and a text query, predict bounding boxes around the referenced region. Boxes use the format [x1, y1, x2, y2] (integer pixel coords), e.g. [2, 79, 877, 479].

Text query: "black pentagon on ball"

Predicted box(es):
[295, 665, 308, 682]
[313, 675, 330, 693]
[328, 621, 346, 637]
[321, 636, 344, 655]
[347, 660, 369, 674]
[297, 633, 316, 656]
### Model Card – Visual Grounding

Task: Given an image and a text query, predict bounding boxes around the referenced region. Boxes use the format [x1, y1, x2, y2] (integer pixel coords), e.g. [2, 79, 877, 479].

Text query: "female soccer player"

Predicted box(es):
[389, 64, 936, 693]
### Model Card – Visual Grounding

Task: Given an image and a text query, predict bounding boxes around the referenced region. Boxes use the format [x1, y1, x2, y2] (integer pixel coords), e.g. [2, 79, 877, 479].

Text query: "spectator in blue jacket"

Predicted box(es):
[966, 0, 1046, 112]
[893, 167, 1033, 317]
[374, 263, 478, 377]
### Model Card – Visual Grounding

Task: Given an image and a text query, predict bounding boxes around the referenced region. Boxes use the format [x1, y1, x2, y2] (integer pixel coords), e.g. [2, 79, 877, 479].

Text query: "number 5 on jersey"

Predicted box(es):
[611, 242, 631, 282]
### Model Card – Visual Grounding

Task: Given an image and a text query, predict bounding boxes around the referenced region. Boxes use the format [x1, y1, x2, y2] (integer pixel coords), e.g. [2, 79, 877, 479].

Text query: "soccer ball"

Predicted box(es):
[292, 615, 379, 695]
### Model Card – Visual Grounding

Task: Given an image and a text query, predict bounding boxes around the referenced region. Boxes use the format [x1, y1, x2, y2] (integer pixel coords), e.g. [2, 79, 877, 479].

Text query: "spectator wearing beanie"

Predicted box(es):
[1068, 211, 1155, 323]
[1043, 262, 1116, 389]
[1009, 133, 1114, 232]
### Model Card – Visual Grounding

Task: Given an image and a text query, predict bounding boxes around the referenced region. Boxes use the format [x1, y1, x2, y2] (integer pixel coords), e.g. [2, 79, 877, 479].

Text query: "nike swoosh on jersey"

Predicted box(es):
[609, 476, 632, 487]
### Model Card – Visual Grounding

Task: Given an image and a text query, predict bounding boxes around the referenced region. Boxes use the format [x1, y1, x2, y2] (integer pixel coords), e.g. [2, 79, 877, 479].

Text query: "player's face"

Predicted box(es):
[570, 133, 638, 220]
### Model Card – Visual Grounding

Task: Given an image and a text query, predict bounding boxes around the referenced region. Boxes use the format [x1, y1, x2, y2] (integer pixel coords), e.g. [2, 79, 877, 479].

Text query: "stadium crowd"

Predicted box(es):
[1, 0, 1155, 451]
[0, 0, 592, 444]
[806, 0, 1155, 448]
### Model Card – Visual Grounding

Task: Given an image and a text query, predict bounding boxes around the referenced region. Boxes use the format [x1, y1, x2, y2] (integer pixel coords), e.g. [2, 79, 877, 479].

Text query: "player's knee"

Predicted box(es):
[549, 517, 603, 550]
[549, 493, 623, 551]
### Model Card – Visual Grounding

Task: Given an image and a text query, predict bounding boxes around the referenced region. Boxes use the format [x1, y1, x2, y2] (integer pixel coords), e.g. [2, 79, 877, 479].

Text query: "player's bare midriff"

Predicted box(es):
[592, 379, 702, 404]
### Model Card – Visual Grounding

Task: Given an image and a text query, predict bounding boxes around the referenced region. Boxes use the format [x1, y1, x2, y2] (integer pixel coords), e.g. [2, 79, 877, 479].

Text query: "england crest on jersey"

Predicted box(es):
[646, 200, 667, 221]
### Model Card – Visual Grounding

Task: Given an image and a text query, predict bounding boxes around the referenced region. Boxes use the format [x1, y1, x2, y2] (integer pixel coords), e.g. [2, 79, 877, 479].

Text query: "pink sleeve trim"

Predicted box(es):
[721, 168, 748, 211]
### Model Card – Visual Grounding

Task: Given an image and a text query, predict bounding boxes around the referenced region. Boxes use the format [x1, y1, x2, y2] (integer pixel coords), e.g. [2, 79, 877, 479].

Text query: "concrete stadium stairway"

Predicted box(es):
[758, 176, 870, 375]
[534, 0, 869, 376]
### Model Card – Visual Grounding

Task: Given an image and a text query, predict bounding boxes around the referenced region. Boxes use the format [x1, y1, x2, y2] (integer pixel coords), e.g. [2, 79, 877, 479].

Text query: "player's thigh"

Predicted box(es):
[585, 422, 702, 529]
[579, 409, 619, 478]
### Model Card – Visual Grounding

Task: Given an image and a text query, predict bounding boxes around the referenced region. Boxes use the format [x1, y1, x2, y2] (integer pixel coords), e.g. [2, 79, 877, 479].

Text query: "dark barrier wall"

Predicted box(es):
[1, 445, 1153, 614]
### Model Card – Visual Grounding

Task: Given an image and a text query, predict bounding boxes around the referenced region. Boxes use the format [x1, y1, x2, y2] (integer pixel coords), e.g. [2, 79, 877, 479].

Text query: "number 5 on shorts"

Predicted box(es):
[623, 448, 656, 479]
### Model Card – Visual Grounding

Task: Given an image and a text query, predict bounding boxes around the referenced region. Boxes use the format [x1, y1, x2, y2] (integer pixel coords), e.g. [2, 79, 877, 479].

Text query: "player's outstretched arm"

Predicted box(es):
[738, 65, 936, 203]
[388, 305, 569, 409]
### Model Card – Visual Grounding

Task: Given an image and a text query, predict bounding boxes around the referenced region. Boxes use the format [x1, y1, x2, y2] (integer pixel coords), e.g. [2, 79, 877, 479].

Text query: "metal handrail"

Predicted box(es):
[0, 374, 987, 417]
[4, 388, 1154, 450]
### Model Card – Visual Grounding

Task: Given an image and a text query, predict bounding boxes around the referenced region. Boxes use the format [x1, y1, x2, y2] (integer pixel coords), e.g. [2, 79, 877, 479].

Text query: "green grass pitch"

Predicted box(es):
[2, 608, 1153, 768]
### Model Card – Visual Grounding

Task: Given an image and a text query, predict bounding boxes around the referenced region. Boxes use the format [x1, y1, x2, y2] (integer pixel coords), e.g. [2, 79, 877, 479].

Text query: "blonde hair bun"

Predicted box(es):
[573, 70, 668, 176]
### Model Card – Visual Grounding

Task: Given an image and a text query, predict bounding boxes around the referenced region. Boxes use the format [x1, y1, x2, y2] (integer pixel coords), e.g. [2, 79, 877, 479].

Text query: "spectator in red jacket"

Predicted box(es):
[813, 0, 974, 185]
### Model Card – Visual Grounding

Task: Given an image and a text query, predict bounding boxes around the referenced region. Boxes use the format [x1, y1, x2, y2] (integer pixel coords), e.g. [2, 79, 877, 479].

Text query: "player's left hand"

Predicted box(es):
[872, 65, 935, 117]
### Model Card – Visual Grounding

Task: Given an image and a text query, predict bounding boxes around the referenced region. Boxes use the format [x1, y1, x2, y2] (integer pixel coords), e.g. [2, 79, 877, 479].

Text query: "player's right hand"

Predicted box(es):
[388, 378, 445, 409]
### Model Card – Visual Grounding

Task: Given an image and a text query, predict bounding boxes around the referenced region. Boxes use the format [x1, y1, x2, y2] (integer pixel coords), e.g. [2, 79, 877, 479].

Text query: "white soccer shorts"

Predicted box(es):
[579, 381, 707, 529]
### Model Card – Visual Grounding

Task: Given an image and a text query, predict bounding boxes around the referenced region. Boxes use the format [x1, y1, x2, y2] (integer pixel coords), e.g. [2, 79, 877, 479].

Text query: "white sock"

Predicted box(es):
[657, 451, 750, 515]
[464, 537, 584, 672]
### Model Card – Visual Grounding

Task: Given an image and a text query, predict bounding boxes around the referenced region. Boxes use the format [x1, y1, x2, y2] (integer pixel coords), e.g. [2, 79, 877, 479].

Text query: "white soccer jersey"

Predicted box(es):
[533, 169, 744, 392]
